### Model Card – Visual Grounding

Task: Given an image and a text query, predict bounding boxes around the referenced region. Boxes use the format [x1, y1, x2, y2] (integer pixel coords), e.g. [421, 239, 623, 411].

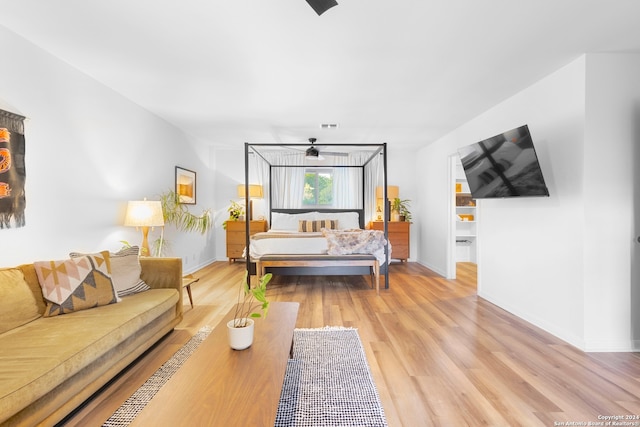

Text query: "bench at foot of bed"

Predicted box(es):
[256, 254, 381, 295]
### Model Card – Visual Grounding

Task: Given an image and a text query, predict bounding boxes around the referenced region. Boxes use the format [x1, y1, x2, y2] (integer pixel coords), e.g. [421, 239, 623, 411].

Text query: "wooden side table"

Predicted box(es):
[368, 221, 410, 261]
[182, 274, 199, 308]
[225, 220, 268, 262]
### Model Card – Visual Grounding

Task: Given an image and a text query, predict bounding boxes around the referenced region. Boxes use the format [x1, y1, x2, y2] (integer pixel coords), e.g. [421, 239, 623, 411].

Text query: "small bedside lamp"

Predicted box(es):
[124, 199, 164, 256]
[375, 185, 399, 200]
[375, 186, 399, 221]
[237, 184, 263, 220]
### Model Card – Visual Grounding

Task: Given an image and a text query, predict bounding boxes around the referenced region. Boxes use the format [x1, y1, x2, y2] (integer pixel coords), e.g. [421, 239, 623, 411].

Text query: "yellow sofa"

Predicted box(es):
[0, 257, 184, 427]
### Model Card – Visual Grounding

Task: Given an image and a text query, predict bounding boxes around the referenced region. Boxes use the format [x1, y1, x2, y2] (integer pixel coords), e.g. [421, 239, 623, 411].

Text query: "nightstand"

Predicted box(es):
[226, 220, 268, 262]
[368, 221, 410, 262]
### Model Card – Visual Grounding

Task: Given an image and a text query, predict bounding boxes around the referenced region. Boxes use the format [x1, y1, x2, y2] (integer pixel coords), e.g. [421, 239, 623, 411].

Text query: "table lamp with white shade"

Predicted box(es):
[237, 184, 263, 221]
[124, 199, 165, 256]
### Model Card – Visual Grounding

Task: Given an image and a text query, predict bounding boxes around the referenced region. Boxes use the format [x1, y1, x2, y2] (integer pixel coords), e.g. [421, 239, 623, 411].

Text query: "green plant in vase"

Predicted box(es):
[232, 270, 271, 327]
[392, 198, 412, 222]
[227, 270, 271, 350]
[223, 200, 245, 229]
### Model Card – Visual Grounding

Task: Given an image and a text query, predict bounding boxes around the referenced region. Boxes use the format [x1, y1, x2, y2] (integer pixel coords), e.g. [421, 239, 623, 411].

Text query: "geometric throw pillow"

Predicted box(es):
[298, 219, 338, 232]
[70, 246, 150, 297]
[34, 251, 117, 317]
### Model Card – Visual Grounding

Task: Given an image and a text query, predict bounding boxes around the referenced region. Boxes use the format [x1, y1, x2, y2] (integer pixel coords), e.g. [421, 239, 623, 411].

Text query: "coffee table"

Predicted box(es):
[130, 301, 299, 426]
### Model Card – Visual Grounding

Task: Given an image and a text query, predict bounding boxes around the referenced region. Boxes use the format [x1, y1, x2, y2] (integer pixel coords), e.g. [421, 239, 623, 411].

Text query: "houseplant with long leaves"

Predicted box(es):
[227, 270, 271, 350]
[151, 189, 212, 256]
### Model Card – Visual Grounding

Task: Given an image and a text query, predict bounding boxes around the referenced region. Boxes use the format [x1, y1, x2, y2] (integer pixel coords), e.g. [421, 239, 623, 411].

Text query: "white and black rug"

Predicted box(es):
[102, 326, 213, 427]
[275, 327, 388, 427]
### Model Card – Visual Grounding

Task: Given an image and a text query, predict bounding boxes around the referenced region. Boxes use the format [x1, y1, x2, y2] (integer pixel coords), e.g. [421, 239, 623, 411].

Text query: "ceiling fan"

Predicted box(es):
[304, 138, 349, 158]
[306, 138, 320, 157]
[305, 0, 338, 16]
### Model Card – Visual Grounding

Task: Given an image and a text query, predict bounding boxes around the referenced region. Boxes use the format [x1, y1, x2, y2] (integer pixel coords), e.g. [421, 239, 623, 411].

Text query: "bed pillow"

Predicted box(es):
[315, 211, 360, 230]
[271, 211, 317, 231]
[0, 268, 41, 333]
[70, 246, 150, 297]
[34, 251, 117, 317]
[298, 219, 338, 232]
[271, 211, 361, 230]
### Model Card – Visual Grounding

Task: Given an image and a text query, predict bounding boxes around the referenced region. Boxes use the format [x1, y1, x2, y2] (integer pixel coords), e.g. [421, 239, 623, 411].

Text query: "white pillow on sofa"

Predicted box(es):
[70, 246, 150, 297]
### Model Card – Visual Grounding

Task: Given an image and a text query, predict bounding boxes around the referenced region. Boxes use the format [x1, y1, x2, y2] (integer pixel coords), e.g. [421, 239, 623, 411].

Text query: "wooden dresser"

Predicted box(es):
[226, 220, 268, 262]
[369, 221, 410, 262]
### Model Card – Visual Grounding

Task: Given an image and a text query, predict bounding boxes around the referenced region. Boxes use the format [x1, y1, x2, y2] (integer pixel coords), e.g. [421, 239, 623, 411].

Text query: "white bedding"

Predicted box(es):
[248, 231, 328, 259]
[248, 229, 391, 265]
[248, 211, 390, 265]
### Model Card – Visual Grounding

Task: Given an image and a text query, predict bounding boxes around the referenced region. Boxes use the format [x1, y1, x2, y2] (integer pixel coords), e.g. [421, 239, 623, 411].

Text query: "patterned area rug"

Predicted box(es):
[102, 325, 213, 427]
[275, 327, 388, 427]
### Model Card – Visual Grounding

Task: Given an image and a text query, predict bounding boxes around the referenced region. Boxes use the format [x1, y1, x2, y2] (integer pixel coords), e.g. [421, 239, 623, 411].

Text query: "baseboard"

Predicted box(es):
[416, 259, 446, 277]
[583, 340, 637, 352]
[183, 258, 216, 275]
[479, 291, 638, 352]
[478, 290, 587, 351]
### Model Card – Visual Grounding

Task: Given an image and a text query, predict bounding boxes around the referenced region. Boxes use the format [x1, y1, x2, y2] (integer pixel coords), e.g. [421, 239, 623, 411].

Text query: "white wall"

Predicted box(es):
[0, 25, 216, 272]
[583, 54, 640, 350]
[385, 149, 418, 261]
[418, 54, 640, 351]
[212, 147, 246, 260]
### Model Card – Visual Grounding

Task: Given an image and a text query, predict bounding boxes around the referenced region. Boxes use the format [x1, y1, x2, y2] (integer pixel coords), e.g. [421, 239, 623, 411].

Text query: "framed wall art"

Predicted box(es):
[175, 166, 196, 204]
[0, 109, 27, 229]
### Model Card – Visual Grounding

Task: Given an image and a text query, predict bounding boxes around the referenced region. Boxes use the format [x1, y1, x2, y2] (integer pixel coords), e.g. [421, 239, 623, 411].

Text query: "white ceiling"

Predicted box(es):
[1, 0, 640, 149]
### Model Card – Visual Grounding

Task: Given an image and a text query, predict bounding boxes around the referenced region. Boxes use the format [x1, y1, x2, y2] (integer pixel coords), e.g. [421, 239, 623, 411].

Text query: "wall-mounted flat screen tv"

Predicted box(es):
[458, 125, 549, 199]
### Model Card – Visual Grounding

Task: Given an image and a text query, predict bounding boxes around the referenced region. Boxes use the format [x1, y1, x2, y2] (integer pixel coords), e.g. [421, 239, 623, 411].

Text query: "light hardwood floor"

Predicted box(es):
[62, 261, 640, 426]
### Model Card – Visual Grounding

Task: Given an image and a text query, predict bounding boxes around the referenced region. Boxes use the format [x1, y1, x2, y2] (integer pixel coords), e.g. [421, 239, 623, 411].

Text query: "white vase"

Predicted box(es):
[227, 318, 254, 350]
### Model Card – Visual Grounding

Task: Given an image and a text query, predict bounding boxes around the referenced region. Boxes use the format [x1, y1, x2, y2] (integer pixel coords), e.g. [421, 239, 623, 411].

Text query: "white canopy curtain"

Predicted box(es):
[331, 153, 362, 209]
[265, 151, 306, 209]
[326, 150, 384, 223]
[247, 143, 387, 218]
[363, 152, 382, 224]
[252, 152, 271, 217]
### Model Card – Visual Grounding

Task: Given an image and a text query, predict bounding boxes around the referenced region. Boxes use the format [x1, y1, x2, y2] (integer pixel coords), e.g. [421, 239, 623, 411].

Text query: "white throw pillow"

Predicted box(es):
[70, 246, 150, 297]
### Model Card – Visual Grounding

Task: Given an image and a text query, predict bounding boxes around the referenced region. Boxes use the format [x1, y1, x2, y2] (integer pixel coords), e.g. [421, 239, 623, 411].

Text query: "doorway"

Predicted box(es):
[631, 110, 640, 349]
[447, 154, 478, 282]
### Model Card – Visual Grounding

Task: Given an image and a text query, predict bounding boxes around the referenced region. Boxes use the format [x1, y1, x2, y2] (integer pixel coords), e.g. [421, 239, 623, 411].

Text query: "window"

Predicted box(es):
[303, 169, 333, 206]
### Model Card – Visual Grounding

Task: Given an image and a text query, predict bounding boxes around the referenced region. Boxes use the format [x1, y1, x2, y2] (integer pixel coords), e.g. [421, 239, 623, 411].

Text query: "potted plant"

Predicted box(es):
[223, 200, 245, 229]
[399, 201, 412, 222]
[392, 198, 412, 222]
[151, 189, 212, 255]
[227, 270, 271, 350]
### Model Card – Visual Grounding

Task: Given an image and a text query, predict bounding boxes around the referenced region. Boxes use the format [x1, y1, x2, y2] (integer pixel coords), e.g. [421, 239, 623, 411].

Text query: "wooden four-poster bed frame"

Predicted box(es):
[242, 142, 391, 290]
